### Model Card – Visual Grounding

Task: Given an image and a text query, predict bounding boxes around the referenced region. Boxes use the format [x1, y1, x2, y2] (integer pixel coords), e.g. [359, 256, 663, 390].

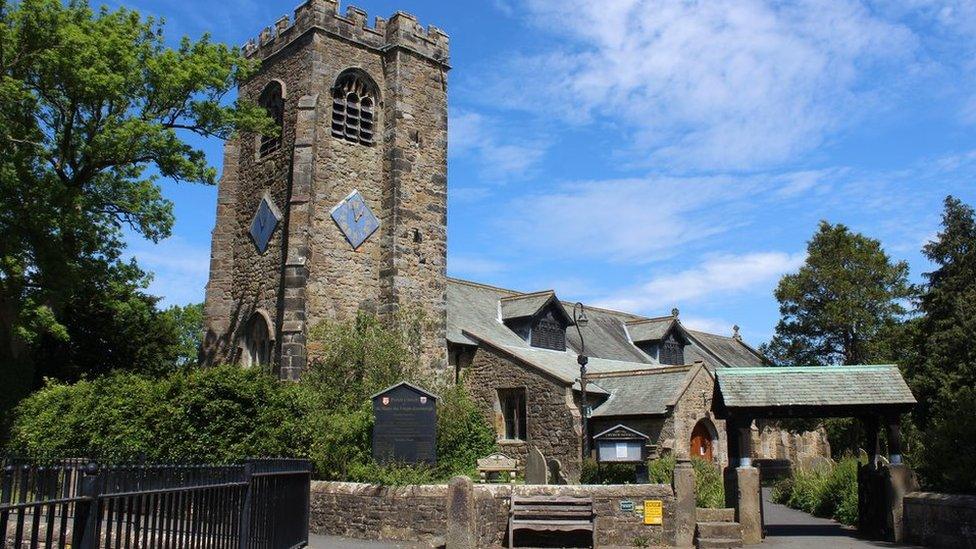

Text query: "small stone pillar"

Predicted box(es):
[882, 416, 911, 543]
[673, 459, 696, 547]
[445, 476, 476, 549]
[736, 466, 762, 545]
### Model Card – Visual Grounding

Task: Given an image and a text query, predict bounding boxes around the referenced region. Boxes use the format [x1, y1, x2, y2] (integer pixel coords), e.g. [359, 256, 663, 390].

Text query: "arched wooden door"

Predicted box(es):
[691, 420, 715, 462]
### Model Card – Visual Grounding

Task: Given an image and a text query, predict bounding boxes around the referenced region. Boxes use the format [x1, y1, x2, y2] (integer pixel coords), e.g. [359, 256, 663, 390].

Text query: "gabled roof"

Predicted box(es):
[369, 381, 439, 401]
[714, 365, 916, 410]
[588, 364, 700, 417]
[626, 316, 678, 343]
[593, 424, 650, 440]
[500, 291, 573, 324]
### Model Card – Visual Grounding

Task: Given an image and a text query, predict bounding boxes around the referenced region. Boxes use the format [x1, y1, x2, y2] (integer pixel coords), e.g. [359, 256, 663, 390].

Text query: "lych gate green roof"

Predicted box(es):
[714, 365, 916, 409]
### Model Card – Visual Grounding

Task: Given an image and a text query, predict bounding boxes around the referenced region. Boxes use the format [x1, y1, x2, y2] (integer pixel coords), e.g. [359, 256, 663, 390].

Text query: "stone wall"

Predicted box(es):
[310, 482, 448, 544]
[753, 420, 831, 467]
[904, 492, 976, 548]
[310, 481, 677, 547]
[463, 347, 583, 483]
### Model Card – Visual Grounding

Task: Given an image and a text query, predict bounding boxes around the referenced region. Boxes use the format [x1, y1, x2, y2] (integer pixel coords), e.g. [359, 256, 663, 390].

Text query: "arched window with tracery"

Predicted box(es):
[258, 81, 284, 157]
[241, 312, 273, 368]
[331, 70, 377, 145]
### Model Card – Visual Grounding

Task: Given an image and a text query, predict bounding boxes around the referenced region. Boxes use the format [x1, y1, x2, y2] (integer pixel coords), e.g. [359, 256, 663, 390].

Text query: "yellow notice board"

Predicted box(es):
[643, 499, 663, 525]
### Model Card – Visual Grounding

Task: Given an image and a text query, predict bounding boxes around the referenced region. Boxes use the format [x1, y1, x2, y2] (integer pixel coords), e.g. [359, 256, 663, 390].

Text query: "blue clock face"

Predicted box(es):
[331, 190, 380, 250]
[249, 196, 281, 254]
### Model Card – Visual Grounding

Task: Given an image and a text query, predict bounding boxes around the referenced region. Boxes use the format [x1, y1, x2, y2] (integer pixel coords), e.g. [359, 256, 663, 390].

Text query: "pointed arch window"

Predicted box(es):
[258, 81, 284, 157]
[332, 70, 377, 146]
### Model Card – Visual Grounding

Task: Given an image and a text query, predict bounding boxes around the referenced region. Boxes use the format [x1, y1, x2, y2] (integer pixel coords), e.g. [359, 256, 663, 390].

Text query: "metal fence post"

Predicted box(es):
[71, 462, 101, 549]
[238, 462, 255, 549]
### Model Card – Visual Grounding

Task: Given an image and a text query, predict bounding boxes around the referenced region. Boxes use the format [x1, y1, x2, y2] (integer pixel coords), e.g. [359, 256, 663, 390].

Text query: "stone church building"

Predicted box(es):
[201, 0, 828, 482]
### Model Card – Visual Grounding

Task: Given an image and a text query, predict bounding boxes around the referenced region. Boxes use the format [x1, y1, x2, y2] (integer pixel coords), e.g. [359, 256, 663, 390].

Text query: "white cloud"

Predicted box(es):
[128, 236, 211, 307]
[499, 174, 777, 263]
[592, 251, 806, 313]
[483, 0, 918, 170]
[448, 255, 506, 278]
[681, 316, 736, 336]
[450, 108, 548, 181]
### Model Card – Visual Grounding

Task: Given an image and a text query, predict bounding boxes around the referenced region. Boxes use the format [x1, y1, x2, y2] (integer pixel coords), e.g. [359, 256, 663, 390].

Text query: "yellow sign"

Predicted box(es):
[643, 499, 663, 525]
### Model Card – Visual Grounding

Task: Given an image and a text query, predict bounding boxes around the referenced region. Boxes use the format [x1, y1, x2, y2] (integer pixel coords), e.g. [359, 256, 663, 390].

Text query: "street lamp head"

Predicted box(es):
[575, 306, 588, 328]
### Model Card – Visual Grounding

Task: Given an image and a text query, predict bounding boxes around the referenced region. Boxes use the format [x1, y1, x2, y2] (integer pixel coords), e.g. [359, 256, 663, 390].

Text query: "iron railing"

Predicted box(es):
[0, 457, 311, 549]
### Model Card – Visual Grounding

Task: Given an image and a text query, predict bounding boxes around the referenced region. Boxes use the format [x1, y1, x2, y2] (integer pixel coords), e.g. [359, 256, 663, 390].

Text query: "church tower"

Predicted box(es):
[201, 0, 450, 379]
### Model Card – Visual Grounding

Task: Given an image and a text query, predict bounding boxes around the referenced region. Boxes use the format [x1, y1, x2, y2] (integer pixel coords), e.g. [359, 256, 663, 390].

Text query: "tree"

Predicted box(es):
[160, 302, 204, 368]
[764, 221, 913, 366]
[0, 0, 270, 388]
[905, 197, 976, 491]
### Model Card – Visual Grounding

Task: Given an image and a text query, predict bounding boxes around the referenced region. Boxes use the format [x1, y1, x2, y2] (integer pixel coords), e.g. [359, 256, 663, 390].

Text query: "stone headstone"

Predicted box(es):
[547, 458, 568, 485]
[525, 446, 549, 484]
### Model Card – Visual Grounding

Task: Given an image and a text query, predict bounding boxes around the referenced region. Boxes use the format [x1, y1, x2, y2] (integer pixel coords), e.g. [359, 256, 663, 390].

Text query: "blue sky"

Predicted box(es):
[124, 0, 976, 345]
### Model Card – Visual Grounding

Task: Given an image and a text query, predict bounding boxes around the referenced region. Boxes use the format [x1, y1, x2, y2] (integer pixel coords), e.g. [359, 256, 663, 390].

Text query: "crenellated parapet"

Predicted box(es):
[242, 0, 449, 65]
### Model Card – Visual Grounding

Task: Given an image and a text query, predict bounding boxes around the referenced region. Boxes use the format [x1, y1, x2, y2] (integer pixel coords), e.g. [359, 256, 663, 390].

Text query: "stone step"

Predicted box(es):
[696, 537, 743, 549]
[696, 507, 735, 522]
[696, 521, 742, 539]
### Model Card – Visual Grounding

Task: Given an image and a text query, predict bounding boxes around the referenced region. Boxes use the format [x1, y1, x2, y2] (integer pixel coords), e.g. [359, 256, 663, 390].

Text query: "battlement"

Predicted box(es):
[242, 0, 449, 65]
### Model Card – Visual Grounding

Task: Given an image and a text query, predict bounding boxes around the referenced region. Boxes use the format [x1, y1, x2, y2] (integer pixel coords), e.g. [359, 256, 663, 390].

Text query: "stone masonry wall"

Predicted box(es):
[904, 492, 976, 548]
[669, 365, 728, 466]
[203, 0, 449, 375]
[309, 481, 677, 547]
[464, 348, 583, 483]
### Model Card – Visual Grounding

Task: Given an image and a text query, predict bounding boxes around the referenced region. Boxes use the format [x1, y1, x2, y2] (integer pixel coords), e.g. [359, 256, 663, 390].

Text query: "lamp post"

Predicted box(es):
[573, 302, 589, 461]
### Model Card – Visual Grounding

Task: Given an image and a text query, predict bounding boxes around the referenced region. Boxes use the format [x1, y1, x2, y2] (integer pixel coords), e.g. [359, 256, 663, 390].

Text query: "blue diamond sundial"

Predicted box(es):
[331, 189, 380, 250]
[249, 194, 281, 254]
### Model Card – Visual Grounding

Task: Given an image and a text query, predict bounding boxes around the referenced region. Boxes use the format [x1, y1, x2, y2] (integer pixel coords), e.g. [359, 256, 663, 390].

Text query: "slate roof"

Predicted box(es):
[499, 291, 571, 322]
[626, 317, 677, 342]
[714, 365, 917, 408]
[588, 366, 697, 417]
[686, 330, 767, 367]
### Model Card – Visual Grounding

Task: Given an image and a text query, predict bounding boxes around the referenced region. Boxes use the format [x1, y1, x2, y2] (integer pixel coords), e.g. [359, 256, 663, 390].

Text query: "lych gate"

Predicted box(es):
[711, 365, 917, 544]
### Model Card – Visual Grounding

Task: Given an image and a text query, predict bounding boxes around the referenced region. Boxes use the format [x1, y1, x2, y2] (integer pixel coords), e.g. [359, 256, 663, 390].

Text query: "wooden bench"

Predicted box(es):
[508, 495, 595, 547]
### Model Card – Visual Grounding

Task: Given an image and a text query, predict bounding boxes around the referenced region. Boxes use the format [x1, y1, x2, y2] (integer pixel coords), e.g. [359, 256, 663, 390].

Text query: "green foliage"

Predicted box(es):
[691, 458, 725, 509]
[902, 196, 976, 492]
[434, 383, 497, 478]
[763, 221, 912, 367]
[9, 365, 308, 461]
[0, 0, 270, 394]
[772, 458, 859, 526]
[581, 458, 639, 485]
[647, 454, 675, 484]
[160, 303, 204, 368]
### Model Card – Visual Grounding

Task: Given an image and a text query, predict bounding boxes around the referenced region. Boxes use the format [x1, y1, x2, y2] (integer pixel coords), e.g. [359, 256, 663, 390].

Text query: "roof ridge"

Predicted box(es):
[626, 315, 676, 326]
[586, 364, 695, 379]
[447, 277, 524, 296]
[718, 364, 897, 374]
[500, 290, 555, 302]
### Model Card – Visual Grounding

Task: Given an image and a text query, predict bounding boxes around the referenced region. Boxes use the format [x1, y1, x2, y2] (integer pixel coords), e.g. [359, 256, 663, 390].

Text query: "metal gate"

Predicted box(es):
[0, 457, 311, 548]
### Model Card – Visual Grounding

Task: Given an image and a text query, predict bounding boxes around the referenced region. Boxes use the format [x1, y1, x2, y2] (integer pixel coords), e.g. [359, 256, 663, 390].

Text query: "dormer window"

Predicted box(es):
[531, 310, 567, 351]
[660, 333, 685, 365]
[500, 291, 573, 351]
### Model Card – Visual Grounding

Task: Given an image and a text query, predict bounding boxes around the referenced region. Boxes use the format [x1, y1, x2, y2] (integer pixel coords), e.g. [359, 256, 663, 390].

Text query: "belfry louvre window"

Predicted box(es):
[332, 71, 377, 145]
[498, 388, 527, 441]
[660, 333, 685, 365]
[258, 82, 284, 157]
[531, 313, 566, 351]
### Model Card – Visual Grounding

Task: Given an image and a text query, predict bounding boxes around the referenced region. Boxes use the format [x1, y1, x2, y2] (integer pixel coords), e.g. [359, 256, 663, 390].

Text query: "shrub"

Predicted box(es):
[691, 458, 725, 509]
[9, 366, 308, 462]
[772, 457, 859, 525]
[9, 313, 497, 485]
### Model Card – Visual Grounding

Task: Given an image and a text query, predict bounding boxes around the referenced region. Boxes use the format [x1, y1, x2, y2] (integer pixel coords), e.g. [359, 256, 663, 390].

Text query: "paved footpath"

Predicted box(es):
[756, 487, 920, 549]
[308, 534, 426, 548]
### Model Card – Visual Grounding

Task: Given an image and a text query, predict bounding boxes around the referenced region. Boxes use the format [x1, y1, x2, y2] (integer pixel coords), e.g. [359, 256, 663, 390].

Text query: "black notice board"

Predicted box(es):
[371, 382, 437, 464]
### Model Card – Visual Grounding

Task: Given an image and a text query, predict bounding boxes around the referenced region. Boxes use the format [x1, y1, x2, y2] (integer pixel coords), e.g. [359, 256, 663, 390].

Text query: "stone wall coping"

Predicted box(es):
[311, 480, 674, 499]
[905, 491, 976, 510]
[311, 480, 448, 498]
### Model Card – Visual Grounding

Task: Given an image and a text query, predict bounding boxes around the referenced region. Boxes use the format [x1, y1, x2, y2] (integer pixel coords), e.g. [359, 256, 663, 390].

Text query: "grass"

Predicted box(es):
[771, 457, 860, 525]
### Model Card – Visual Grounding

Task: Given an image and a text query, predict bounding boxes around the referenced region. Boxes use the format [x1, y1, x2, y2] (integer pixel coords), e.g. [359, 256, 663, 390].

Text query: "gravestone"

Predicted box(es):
[371, 381, 438, 464]
[525, 446, 549, 484]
